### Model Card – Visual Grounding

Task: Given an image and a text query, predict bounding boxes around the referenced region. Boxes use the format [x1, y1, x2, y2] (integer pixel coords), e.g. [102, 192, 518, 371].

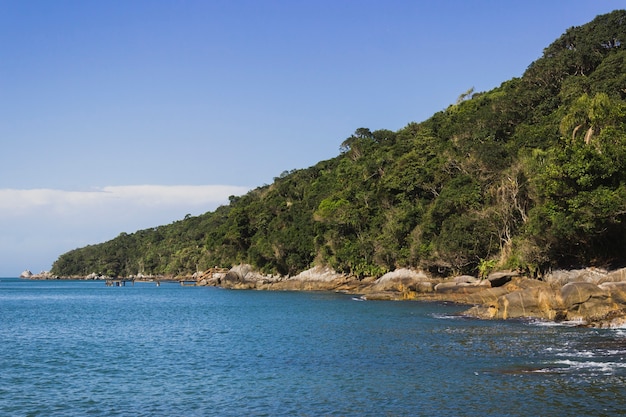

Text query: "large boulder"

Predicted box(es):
[434, 276, 490, 294]
[19, 270, 32, 278]
[560, 282, 608, 309]
[603, 268, 626, 282]
[290, 266, 346, 282]
[453, 275, 480, 284]
[372, 269, 433, 293]
[462, 286, 512, 306]
[496, 285, 562, 320]
[544, 268, 610, 285]
[466, 278, 561, 320]
[220, 264, 282, 289]
[196, 268, 229, 286]
[269, 266, 356, 291]
[487, 270, 519, 287]
[599, 281, 626, 303]
[560, 282, 625, 322]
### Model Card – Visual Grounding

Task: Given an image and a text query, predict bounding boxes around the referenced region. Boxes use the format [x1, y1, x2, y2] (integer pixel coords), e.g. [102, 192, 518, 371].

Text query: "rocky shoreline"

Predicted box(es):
[195, 265, 626, 328]
[29, 264, 626, 328]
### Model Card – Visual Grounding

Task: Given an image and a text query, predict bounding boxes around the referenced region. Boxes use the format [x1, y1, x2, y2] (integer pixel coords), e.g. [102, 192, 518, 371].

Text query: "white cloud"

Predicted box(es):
[0, 185, 250, 276]
[0, 185, 249, 215]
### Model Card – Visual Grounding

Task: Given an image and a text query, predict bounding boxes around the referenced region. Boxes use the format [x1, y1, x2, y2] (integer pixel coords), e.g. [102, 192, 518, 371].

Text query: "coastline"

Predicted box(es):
[193, 265, 626, 328]
[30, 264, 626, 328]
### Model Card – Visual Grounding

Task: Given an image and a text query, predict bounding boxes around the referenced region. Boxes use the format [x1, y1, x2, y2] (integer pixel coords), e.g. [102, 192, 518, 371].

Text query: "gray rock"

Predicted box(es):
[487, 270, 519, 287]
[19, 270, 32, 278]
[560, 282, 608, 309]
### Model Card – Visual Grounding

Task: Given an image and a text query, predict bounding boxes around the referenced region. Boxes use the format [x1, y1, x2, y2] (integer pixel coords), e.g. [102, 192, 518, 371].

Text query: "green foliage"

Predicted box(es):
[51, 11, 626, 278]
[478, 258, 498, 279]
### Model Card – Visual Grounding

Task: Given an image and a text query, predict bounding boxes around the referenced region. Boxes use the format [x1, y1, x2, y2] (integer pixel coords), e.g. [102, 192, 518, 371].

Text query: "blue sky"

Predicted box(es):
[0, 0, 622, 276]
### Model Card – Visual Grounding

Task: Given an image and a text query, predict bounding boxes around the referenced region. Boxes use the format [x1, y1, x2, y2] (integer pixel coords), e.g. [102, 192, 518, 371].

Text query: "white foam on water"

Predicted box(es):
[553, 359, 626, 374]
[556, 350, 595, 358]
[430, 313, 460, 320]
[528, 318, 584, 327]
[530, 367, 566, 374]
[603, 349, 626, 356]
[544, 341, 573, 353]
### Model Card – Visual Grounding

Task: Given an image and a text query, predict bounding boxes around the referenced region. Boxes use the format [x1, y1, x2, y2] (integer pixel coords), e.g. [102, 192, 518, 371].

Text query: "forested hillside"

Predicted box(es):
[52, 11, 626, 279]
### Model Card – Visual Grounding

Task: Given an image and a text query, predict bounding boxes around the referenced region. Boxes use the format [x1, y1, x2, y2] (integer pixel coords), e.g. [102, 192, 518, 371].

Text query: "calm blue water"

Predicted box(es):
[1, 278, 625, 416]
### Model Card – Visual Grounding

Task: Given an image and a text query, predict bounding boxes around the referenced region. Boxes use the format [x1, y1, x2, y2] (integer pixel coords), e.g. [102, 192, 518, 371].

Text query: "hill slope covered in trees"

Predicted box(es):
[52, 11, 626, 279]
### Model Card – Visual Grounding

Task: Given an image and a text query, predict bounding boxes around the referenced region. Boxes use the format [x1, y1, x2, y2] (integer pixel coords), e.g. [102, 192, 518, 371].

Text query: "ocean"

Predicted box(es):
[0, 278, 625, 416]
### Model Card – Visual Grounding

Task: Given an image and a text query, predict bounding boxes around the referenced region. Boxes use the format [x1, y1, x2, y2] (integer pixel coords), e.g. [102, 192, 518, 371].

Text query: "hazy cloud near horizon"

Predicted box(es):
[0, 185, 250, 275]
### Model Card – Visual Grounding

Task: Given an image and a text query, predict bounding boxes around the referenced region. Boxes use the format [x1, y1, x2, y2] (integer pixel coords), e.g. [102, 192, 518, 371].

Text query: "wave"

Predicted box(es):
[552, 359, 626, 373]
[528, 318, 585, 327]
[430, 312, 461, 320]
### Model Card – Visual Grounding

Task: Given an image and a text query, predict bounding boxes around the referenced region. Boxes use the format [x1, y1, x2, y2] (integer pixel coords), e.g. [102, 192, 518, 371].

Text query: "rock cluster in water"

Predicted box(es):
[20, 270, 56, 279]
[194, 265, 626, 328]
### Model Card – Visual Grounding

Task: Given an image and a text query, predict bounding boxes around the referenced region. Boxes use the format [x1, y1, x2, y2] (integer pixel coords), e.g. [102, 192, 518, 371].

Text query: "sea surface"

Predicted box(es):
[1, 278, 625, 416]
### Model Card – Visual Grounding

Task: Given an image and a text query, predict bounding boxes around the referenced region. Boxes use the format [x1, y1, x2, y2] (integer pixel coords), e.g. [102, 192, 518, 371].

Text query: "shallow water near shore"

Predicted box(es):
[1, 278, 625, 416]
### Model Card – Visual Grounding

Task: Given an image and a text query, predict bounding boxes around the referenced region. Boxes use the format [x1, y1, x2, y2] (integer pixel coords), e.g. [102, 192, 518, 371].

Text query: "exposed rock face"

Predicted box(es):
[467, 279, 562, 320]
[222, 264, 273, 287]
[543, 268, 611, 285]
[433, 279, 490, 294]
[463, 273, 626, 327]
[599, 282, 626, 303]
[196, 264, 357, 291]
[366, 269, 434, 300]
[561, 282, 608, 309]
[194, 265, 626, 327]
[270, 266, 357, 292]
[487, 270, 519, 287]
[560, 281, 618, 323]
[21, 270, 56, 279]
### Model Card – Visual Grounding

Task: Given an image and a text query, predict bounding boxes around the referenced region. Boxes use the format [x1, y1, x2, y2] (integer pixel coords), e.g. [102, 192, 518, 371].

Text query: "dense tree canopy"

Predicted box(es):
[53, 11, 626, 278]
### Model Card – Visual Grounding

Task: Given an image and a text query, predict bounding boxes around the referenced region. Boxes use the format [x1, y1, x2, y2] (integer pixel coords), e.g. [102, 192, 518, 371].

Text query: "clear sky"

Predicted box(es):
[0, 0, 623, 276]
